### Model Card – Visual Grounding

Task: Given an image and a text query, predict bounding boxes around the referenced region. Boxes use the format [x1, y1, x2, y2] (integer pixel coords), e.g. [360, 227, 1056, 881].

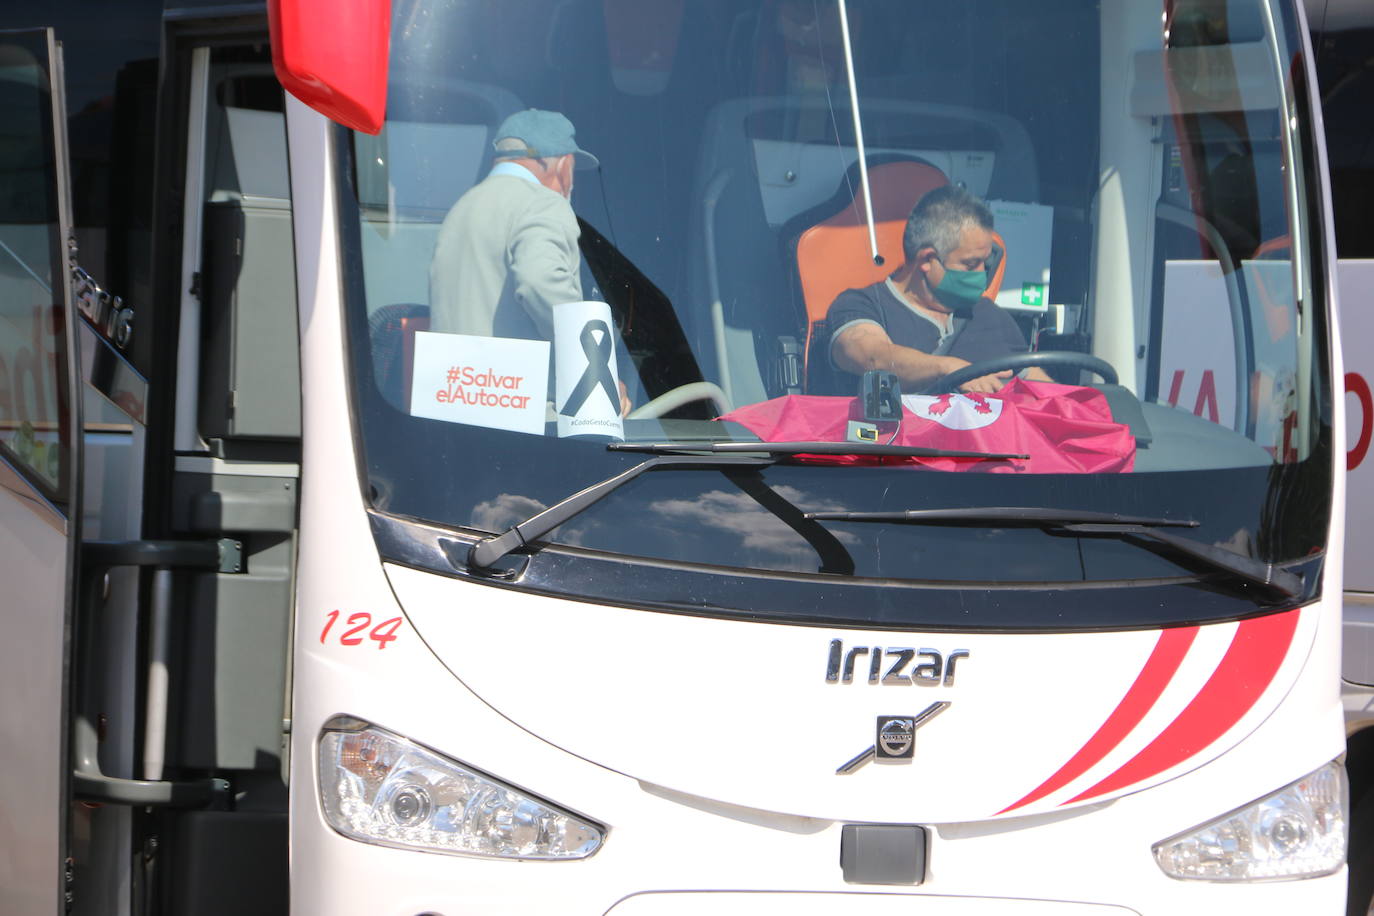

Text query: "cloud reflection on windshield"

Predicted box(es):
[642, 486, 860, 561]
[471, 486, 859, 569]
[472, 493, 547, 531]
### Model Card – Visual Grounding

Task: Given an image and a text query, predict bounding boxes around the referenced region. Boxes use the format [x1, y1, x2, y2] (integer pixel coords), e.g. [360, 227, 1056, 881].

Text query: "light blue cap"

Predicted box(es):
[492, 109, 599, 170]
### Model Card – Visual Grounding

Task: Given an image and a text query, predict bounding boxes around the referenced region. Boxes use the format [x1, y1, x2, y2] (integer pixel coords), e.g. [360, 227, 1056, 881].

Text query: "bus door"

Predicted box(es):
[127, 28, 295, 916]
[0, 27, 82, 916]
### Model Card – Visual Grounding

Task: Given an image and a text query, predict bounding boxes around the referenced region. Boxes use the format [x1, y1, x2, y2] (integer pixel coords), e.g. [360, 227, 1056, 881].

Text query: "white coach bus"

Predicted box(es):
[0, 0, 1355, 913]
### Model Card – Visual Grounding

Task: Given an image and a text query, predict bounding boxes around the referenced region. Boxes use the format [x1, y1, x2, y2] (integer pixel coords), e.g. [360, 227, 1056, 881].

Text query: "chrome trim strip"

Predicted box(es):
[836, 746, 875, 776]
[0, 452, 65, 534]
[910, 700, 951, 729]
[79, 321, 147, 425]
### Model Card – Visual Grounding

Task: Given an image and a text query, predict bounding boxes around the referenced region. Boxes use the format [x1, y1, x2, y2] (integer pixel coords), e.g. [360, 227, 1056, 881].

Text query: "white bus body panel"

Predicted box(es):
[0, 488, 68, 916]
[287, 93, 1347, 913]
[389, 565, 1320, 823]
[290, 552, 1345, 914]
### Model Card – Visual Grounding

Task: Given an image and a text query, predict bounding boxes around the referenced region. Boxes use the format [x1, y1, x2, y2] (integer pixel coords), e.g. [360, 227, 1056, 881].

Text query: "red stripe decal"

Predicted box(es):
[997, 625, 1197, 815]
[1066, 608, 1300, 805]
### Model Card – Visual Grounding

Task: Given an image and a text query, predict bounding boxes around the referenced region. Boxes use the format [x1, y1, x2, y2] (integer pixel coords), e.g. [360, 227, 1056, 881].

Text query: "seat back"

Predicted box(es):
[796, 160, 948, 337]
[795, 162, 1008, 391]
[368, 304, 431, 410]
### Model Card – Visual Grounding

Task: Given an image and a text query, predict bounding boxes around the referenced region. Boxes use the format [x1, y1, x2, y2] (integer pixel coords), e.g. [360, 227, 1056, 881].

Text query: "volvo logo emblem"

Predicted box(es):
[877, 716, 915, 759]
[836, 702, 951, 775]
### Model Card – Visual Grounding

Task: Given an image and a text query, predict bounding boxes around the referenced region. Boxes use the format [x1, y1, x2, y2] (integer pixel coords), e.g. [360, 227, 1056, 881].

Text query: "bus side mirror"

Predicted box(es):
[268, 0, 390, 134]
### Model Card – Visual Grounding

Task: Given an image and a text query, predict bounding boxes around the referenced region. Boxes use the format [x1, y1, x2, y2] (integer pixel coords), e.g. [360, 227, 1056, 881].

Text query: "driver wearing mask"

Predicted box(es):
[828, 185, 1050, 394]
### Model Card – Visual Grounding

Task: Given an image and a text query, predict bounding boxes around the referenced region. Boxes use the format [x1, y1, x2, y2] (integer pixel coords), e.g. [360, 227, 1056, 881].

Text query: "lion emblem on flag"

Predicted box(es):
[903, 393, 1005, 430]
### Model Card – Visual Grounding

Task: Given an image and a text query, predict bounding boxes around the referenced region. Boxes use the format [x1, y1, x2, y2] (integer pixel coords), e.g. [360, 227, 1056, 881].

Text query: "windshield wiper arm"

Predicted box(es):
[473, 438, 1002, 572]
[610, 441, 1029, 461]
[467, 453, 774, 570]
[803, 507, 1301, 599]
[721, 468, 855, 575]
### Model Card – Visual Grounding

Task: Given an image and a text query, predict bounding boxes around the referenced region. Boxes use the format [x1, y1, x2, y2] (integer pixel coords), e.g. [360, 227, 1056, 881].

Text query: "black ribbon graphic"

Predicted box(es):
[559, 319, 619, 417]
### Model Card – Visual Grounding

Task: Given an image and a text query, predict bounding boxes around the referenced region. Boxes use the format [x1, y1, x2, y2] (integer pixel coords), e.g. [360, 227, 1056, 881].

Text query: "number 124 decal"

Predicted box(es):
[320, 610, 404, 649]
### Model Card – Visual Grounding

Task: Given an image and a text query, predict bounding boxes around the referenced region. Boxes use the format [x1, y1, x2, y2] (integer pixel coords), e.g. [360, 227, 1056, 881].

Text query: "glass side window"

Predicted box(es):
[197, 48, 300, 445]
[1313, 12, 1374, 258]
[0, 32, 71, 501]
[1149, 0, 1305, 459]
[337, 0, 1330, 601]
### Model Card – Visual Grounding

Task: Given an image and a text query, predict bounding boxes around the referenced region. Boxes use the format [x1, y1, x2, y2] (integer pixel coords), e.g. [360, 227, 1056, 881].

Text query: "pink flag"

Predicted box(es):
[719, 379, 1135, 473]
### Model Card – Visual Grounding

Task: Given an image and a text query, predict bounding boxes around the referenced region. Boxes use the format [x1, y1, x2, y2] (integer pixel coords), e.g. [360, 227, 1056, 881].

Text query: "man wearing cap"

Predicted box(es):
[429, 109, 599, 341]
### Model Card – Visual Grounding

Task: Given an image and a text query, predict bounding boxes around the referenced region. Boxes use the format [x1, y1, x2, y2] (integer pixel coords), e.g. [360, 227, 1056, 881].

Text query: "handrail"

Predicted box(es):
[73, 538, 238, 809]
[1154, 202, 1252, 433]
[626, 381, 733, 420]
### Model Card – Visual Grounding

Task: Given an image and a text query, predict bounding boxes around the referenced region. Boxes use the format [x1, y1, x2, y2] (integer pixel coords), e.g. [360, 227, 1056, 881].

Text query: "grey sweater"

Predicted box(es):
[428, 172, 582, 340]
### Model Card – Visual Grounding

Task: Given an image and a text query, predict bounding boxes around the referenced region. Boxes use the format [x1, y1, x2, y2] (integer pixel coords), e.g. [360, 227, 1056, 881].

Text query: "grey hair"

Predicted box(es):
[494, 137, 529, 154]
[902, 184, 994, 263]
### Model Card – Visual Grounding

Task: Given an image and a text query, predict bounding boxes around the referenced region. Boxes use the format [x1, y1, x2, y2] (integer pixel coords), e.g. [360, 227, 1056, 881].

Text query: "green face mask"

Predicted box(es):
[931, 257, 987, 313]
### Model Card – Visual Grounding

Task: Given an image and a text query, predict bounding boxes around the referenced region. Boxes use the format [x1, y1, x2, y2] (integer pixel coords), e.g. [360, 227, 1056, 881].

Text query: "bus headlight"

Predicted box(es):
[1153, 760, 1347, 881]
[317, 717, 605, 859]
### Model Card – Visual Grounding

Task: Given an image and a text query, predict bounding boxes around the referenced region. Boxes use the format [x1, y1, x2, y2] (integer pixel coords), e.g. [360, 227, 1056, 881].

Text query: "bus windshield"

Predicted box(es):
[338, 0, 1332, 628]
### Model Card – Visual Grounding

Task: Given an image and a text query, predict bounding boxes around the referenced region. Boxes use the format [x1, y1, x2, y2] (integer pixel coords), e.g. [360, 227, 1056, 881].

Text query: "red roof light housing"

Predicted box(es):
[268, 0, 391, 135]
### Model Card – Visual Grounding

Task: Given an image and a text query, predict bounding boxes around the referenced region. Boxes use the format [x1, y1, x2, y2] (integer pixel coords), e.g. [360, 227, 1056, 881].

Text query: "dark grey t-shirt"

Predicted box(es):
[827, 280, 1029, 390]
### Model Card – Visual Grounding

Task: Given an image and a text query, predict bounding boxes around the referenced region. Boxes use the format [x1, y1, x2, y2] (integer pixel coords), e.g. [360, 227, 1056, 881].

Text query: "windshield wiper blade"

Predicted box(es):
[467, 453, 774, 570]
[804, 507, 1198, 527]
[1054, 523, 1303, 599]
[609, 441, 1029, 461]
[803, 506, 1301, 599]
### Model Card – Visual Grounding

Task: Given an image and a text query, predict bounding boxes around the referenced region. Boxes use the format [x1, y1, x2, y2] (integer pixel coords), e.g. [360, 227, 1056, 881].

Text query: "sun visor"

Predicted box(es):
[1131, 43, 1281, 117]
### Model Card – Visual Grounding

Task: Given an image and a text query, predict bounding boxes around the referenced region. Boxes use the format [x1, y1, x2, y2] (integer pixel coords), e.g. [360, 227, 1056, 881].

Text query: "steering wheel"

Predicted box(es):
[931, 351, 1119, 393]
[626, 381, 734, 420]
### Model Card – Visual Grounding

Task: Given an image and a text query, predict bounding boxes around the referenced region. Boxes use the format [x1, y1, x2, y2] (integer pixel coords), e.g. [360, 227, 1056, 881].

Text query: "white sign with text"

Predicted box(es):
[409, 331, 549, 435]
[987, 199, 1054, 312]
[554, 301, 624, 440]
[1157, 260, 1239, 430]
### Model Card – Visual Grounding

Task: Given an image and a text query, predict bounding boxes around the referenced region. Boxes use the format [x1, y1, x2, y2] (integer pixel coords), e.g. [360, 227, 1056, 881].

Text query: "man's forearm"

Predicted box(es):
[834, 331, 960, 391]
[888, 345, 966, 390]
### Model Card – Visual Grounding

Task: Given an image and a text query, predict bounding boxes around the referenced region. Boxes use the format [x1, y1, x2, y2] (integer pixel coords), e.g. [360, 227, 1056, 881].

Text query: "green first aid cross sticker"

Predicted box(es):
[1020, 283, 1047, 307]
